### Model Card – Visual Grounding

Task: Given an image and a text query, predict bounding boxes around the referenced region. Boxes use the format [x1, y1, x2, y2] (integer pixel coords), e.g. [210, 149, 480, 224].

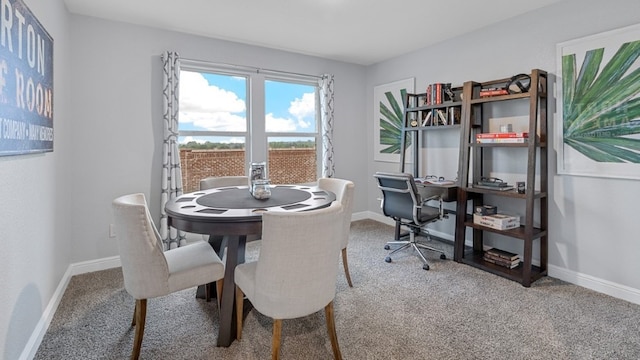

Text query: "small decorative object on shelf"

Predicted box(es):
[474, 204, 497, 215]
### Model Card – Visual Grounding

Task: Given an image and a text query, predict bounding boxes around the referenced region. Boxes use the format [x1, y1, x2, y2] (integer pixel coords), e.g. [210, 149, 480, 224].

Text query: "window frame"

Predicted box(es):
[178, 60, 322, 181]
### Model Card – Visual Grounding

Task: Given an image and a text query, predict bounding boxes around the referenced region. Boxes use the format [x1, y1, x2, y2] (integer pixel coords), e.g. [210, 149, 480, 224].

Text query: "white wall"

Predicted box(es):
[0, 0, 72, 359]
[367, 0, 640, 297]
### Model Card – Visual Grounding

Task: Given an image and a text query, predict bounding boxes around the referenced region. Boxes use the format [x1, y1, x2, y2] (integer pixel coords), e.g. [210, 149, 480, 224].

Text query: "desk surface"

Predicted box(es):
[416, 182, 458, 202]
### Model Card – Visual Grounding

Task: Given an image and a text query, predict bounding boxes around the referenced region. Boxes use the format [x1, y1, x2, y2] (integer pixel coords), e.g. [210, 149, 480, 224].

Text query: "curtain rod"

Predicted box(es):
[180, 58, 323, 81]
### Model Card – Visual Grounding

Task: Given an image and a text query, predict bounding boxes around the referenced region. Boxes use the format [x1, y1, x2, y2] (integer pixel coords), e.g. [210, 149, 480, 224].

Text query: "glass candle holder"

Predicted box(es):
[251, 179, 271, 200]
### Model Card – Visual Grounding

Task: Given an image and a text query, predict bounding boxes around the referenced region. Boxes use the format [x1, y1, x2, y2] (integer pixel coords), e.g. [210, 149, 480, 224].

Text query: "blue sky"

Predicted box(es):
[178, 71, 316, 143]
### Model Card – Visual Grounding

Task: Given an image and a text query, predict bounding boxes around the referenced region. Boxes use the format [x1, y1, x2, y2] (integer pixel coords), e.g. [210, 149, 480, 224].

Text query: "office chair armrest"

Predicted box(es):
[420, 195, 446, 220]
[420, 194, 441, 204]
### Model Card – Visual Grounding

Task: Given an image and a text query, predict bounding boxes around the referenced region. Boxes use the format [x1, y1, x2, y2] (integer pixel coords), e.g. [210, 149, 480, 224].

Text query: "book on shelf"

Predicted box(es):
[436, 109, 447, 125]
[472, 184, 515, 191]
[476, 132, 529, 139]
[485, 247, 520, 261]
[421, 111, 432, 126]
[479, 88, 509, 97]
[476, 137, 528, 144]
[483, 254, 521, 268]
[425, 82, 454, 105]
[473, 213, 520, 230]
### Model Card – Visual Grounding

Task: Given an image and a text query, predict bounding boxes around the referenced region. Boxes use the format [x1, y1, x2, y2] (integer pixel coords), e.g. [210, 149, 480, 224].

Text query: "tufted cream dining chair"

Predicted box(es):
[112, 193, 225, 360]
[318, 177, 356, 287]
[234, 202, 345, 360]
[200, 175, 249, 190]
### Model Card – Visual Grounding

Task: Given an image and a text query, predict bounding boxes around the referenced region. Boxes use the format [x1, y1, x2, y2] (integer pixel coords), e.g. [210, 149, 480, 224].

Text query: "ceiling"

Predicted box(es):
[63, 0, 565, 65]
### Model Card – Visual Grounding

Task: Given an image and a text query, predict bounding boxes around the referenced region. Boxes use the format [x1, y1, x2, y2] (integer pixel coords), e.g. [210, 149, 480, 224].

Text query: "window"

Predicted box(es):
[178, 62, 321, 192]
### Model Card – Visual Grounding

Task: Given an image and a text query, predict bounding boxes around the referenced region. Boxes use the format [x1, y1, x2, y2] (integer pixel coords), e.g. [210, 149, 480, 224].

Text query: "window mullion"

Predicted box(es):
[250, 74, 267, 164]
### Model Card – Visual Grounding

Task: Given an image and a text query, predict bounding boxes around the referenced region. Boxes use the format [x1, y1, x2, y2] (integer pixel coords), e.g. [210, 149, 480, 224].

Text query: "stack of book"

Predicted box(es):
[472, 178, 514, 191]
[476, 132, 529, 143]
[483, 248, 521, 269]
[473, 213, 520, 230]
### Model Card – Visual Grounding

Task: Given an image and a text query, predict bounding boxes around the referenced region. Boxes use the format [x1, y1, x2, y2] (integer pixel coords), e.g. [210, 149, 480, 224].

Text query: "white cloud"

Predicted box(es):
[289, 92, 315, 129]
[179, 71, 246, 131]
[265, 113, 297, 132]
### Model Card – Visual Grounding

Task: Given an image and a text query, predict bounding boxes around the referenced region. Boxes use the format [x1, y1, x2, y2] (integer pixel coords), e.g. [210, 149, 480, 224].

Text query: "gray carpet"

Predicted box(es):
[35, 220, 640, 359]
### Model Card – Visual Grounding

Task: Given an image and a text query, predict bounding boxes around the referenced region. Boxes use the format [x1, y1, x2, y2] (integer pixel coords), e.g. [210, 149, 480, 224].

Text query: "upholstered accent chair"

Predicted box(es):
[318, 177, 356, 287]
[112, 193, 225, 360]
[234, 202, 344, 360]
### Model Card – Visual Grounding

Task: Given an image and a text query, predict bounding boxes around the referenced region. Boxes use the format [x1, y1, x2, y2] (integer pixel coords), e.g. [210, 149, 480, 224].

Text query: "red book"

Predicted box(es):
[476, 132, 529, 139]
[479, 88, 509, 97]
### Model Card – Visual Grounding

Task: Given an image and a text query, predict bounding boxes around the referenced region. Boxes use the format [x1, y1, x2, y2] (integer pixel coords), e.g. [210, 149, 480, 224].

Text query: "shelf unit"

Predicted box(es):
[453, 69, 548, 287]
[399, 87, 463, 175]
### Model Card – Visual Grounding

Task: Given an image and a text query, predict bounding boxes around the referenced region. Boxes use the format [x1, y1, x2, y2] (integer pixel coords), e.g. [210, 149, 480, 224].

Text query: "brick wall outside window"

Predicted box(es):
[180, 148, 316, 193]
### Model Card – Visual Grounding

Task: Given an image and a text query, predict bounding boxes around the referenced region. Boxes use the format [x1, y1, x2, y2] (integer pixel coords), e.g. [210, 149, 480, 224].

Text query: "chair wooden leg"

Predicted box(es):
[341, 248, 353, 287]
[131, 301, 137, 326]
[205, 283, 211, 302]
[235, 286, 244, 340]
[216, 279, 224, 312]
[132, 299, 147, 360]
[324, 301, 342, 360]
[272, 319, 283, 360]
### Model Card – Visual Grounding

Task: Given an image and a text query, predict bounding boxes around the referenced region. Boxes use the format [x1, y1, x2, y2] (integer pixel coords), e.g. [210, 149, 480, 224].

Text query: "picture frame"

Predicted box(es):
[556, 23, 640, 180]
[373, 78, 414, 162]
[0, 0, 54, 157]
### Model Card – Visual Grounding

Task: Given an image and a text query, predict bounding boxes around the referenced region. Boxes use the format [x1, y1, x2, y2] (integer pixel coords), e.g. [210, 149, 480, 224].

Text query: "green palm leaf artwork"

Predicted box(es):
[562, 39, 640, 163]
[378, 88, 409, 154]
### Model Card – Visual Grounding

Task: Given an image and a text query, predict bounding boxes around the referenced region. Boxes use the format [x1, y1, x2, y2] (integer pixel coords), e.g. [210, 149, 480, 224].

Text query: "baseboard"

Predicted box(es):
[68, 255, 121, 276]
[19, 256, 121, 360]
[548, 265, 640, 306]
[366, 211, 640, 305]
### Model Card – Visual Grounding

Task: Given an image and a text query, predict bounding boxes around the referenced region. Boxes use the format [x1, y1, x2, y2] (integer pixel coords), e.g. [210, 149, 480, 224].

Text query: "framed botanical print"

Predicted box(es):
[373, 78, 414, 162]
[556, 24, 640, 179]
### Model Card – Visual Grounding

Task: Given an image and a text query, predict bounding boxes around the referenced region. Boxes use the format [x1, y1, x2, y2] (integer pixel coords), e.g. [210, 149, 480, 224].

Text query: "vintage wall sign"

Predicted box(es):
[0, 0, 54, 156]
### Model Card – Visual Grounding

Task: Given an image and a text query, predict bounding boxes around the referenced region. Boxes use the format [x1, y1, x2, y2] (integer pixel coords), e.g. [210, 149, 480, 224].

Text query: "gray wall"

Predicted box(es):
[367, 0, 640, 296]
[66, 16, 368, 264]
[0, 1, 72, 359]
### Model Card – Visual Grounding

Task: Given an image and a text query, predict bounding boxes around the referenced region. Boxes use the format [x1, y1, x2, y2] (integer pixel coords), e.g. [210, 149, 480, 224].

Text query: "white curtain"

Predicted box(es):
[160, 51, 186, 249]
[319, 74, 335, 178]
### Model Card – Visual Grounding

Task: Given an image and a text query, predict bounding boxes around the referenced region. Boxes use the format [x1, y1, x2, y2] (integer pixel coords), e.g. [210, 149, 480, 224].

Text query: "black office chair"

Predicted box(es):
[373, 172, 447, 270]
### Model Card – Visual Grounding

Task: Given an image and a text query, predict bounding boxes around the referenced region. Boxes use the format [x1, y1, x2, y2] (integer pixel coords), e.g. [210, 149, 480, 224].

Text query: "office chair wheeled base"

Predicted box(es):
[384, 230, 446, 270]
